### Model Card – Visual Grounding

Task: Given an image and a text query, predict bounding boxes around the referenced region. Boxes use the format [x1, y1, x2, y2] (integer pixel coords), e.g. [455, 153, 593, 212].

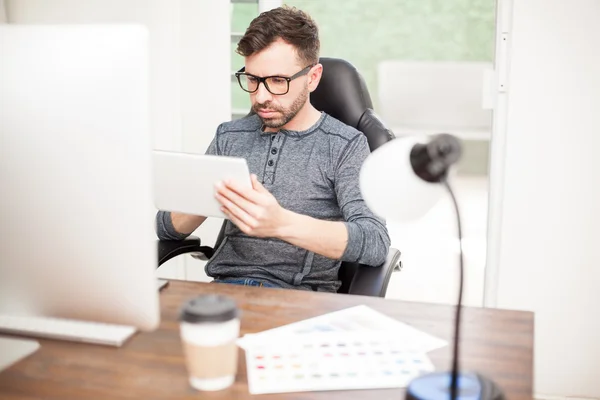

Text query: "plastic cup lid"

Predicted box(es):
[179, 294, 239, 323]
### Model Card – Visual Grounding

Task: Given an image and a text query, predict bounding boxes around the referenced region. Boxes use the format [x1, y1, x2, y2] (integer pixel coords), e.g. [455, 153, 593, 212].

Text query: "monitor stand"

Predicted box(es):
[0, 280, 169, 350]
[0, 336, 40, 372]
[156, 279, 169, 291]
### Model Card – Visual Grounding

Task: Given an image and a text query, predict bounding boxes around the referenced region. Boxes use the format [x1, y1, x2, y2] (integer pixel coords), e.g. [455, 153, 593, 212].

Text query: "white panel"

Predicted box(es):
[179, 0, 231, 154]
[258, 0, 282, 13]
[484, 0, 513, 308]
[490, 0, 600, 396]
[179, 0, 231, 279]
[378, 61, 493, 129]
[0, 0, 6, 23]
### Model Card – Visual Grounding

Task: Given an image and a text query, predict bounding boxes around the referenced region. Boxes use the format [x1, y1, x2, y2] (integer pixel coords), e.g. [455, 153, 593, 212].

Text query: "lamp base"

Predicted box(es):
[405, 372, 505, 400]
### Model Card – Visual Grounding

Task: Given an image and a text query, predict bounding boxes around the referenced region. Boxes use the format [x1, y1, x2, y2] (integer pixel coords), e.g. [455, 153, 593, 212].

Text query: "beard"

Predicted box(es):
[253, 85, 309, 129]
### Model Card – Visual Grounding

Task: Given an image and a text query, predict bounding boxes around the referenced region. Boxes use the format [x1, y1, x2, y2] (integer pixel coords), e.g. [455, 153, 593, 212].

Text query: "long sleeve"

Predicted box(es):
[155, 210, 191, 240]
[335, 134, 391, 266]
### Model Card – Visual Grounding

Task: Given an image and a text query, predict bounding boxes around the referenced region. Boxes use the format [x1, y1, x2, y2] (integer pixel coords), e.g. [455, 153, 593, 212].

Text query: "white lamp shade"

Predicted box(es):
[359, 136, 445, 222]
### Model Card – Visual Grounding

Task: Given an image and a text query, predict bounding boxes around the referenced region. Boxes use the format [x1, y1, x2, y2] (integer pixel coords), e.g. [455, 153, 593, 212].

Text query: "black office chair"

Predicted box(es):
[157, 57, 402, 297]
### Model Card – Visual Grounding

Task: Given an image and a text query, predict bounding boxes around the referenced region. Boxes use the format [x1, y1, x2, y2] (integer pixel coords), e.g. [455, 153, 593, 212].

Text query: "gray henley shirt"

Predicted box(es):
[156, 112, 390, 292]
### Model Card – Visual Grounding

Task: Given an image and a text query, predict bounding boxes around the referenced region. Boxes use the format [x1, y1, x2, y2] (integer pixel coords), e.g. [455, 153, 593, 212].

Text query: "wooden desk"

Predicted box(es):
[0, 281, 534, 399]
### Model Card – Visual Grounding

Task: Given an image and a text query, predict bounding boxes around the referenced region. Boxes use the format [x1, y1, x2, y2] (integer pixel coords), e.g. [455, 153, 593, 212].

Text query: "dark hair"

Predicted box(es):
[236, 6, 320, 67]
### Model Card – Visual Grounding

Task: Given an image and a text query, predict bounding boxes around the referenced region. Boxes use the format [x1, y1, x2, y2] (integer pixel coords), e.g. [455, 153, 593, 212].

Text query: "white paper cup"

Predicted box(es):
[179, 295, 240, 391]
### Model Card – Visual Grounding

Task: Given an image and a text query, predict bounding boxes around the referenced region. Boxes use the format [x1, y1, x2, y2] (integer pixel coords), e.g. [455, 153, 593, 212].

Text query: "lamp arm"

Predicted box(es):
[442, 177, 464, 400]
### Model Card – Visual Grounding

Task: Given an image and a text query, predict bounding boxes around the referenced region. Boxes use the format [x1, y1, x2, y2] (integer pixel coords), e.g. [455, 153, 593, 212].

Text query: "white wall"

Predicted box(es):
[6, 0, 231, 280]
[6, 0, 185, 151]
[177, 0, 231, 282]
[0, 0, 6, 22]
[487, 0, 600, 397]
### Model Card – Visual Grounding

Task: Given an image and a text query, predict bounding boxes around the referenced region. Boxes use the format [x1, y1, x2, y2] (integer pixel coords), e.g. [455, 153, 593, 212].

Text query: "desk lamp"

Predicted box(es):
[359, 134, 505, 400]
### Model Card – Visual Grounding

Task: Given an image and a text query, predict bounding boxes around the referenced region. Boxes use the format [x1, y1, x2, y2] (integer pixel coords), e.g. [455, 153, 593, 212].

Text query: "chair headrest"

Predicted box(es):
[312, 58, 395, 151]
[311, 58, 373, 129]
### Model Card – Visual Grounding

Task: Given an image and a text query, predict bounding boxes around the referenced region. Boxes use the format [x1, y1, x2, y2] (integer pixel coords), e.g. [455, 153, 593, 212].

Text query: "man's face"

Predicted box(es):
[244, 39, 318, 129]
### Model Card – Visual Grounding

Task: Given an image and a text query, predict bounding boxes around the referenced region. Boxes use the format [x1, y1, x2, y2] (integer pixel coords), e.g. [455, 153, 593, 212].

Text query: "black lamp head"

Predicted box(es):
[410, 134, 462, 183]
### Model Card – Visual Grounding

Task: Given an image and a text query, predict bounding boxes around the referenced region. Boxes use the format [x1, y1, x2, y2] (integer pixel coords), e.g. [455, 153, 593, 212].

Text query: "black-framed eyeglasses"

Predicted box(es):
[235, 65, 314, 95]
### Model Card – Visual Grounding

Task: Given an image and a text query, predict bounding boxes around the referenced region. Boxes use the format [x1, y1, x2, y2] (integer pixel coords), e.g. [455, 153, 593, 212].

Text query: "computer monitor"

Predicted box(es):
[0, 25, 160, 331]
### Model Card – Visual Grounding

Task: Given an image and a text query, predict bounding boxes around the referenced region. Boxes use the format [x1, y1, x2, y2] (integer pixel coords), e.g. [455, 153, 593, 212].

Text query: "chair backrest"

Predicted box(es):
[314, 58, 395, 151]
[310, 57, 395, 293]
[215, 57, 395, 293]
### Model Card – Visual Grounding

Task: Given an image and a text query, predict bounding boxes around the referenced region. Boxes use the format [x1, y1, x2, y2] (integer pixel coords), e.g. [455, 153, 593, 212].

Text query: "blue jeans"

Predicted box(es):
[213, 278, 280, 288]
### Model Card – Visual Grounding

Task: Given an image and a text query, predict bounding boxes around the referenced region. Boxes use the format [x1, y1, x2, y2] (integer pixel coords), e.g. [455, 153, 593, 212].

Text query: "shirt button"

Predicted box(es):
[268, 160, 274, 166]
[271, 148, 278, 155]
[270, 135, 275, 141]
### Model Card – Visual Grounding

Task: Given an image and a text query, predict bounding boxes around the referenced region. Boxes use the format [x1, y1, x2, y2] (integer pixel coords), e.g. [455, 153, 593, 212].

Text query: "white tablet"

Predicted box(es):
[153, 150, 252, 219]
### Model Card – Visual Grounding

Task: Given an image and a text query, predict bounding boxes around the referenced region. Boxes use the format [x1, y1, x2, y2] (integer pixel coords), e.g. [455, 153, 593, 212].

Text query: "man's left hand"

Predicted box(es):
[215, 174, 289, 238]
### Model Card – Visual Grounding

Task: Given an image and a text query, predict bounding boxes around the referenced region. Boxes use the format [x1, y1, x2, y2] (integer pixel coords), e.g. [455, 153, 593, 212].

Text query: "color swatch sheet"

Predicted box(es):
[238, 305, 447, 394]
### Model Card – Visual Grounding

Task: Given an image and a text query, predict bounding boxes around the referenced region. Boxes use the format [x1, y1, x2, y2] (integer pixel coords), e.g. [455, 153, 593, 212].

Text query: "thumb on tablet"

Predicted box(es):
[251, 174, 267, 193]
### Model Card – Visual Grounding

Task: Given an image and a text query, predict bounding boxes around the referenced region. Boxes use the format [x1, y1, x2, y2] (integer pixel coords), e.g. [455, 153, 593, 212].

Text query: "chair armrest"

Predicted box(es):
[157, 236, 215, 267]
[347, 247, 401, 297]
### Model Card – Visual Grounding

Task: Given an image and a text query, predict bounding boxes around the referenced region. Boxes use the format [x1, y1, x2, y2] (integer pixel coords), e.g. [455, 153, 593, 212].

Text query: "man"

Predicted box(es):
[156, 6, 390, 293]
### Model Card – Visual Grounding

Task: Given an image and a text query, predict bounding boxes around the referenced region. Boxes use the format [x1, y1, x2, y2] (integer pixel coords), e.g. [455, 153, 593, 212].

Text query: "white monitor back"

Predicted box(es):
[377, 61, 493, 139]
[0, 25, 159, 331]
